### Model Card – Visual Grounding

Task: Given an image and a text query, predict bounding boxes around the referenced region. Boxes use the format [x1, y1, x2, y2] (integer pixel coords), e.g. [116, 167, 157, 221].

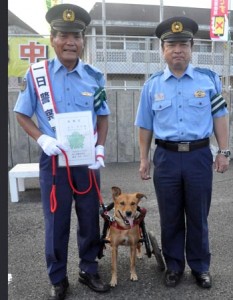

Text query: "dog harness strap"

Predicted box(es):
[110, 221, 132, 230]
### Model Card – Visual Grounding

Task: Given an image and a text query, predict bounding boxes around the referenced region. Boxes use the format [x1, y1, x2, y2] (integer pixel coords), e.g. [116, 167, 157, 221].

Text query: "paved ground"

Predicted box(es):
[8, 161, 233, 300]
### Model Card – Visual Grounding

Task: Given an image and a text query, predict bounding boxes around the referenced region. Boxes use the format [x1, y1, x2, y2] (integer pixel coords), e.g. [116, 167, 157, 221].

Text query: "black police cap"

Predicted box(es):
[155, 16, 198, 41]
[46, 3, 91, 33]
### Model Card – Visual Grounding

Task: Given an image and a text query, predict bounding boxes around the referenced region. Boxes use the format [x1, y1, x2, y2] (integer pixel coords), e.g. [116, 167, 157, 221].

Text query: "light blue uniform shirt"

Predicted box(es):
[14, 58, 110, 138]
[135, 64, 228, 141]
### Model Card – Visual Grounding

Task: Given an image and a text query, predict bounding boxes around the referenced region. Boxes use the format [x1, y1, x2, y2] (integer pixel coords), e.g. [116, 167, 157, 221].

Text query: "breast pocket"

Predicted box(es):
[152, 100, 172, 111]
[188, 97, 210, 113]
[188, 97, 211, 124]
[152, 100, 172, 124]
[74, 96, 93, 110]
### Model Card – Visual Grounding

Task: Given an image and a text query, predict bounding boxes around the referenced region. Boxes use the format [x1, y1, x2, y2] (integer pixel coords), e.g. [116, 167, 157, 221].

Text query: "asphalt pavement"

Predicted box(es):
[8, 161, 233, 300]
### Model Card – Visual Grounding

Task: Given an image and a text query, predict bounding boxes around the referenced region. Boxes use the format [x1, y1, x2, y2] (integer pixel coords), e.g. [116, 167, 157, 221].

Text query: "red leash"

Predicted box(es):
[50, 149, 103, 213]
[50, 155, 57, 212]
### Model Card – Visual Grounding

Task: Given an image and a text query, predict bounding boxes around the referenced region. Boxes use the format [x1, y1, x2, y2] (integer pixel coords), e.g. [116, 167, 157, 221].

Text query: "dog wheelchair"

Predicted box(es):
[98, 203, 166, 271]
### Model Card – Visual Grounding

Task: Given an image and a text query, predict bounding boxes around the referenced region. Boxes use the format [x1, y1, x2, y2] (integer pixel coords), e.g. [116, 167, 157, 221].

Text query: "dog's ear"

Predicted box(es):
[111, 186, 121, 198]
[136, 193, 147, 201]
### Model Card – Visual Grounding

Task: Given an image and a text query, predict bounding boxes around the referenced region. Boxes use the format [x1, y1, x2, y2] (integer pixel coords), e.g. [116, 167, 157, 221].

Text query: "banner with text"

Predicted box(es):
[210, 0, 229, 41]
[8, 37, 55, 77]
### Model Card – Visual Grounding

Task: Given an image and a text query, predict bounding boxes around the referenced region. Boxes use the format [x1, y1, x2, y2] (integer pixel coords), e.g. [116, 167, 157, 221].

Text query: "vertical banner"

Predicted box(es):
[210, 0, 229, 41]
[46, 0, 62, 11]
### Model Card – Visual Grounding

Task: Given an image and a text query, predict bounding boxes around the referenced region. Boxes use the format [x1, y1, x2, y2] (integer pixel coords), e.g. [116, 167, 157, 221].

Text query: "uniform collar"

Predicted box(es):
[53, 57, 84, 78]
[164, 63, 194, 80]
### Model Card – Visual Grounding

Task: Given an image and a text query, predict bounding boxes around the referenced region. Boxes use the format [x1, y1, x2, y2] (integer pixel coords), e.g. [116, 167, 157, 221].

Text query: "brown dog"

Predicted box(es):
[106, 186, 147, 287]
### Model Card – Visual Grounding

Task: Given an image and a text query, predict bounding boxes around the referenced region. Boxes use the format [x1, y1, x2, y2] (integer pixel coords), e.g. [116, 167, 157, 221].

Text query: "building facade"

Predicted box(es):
[8, 4, 233, 166]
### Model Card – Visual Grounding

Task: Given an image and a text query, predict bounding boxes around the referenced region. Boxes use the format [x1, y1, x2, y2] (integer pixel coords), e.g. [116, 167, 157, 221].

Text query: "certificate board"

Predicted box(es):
[55, 111, 95, 166]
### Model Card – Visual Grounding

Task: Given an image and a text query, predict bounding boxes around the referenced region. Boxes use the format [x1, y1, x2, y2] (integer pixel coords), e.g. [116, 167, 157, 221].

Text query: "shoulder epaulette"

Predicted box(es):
[194, 67, 217, 89]
[84, 64, 103, 82]
[146, 71, 164, 83]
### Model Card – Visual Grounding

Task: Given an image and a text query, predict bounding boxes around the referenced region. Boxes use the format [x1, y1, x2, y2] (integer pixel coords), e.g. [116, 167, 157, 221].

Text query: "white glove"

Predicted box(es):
[88, 145, 105, 170]
[37, 134, 69, 156]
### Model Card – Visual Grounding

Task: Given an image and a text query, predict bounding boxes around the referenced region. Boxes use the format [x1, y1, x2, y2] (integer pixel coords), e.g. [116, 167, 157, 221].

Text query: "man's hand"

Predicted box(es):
[88, 145, 105, 170]
[139, 158, 151, 180]
[214, 154, 230, 173]
[37, 134, 69, 156]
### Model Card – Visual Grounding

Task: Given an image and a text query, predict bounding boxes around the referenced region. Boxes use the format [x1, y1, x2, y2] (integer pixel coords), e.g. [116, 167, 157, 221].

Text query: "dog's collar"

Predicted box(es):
[110, 219, 137, 230]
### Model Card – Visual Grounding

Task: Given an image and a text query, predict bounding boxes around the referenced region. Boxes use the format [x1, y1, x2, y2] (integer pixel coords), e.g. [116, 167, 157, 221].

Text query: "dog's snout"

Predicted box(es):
[126, 211, 132, 217]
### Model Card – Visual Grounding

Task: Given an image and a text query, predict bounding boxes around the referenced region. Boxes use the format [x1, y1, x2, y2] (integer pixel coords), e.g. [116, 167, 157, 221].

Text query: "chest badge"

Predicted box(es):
[194, 90, 206, 98]
[20, 78, 27, 92]
[154, 93, 164, 101]
[81, 92, 93, 96]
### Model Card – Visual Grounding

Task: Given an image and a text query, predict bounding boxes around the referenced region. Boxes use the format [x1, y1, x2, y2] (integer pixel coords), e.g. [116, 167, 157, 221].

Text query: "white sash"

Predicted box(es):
[30, 60, 98, 144]
[30, 60, 57, 132]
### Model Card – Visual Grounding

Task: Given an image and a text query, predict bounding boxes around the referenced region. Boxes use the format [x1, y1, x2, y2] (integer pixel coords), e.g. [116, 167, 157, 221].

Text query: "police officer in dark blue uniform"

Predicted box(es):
[14, 3, 110, 299]
[135, 16, 230, 289]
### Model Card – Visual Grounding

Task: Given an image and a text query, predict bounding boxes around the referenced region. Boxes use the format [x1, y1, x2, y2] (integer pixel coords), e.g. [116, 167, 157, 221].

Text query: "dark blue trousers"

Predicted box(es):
[39, 153, 101, 284]
[153, 146, 213, 273]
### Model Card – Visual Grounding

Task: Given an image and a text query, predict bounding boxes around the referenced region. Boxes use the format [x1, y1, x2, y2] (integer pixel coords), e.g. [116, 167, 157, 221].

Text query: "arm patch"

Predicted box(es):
[211, 93, 227, 115]
[195, 67, 227, 115]
[94, 87, 107, 112]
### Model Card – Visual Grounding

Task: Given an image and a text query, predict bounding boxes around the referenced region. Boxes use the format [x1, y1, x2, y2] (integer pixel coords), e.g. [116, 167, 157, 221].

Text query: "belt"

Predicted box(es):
[155, 138, 209, 152]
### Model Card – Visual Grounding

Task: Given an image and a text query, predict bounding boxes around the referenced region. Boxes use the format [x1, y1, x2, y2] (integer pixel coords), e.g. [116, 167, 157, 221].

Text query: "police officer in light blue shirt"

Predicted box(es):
[135, 16, 230, 289]
[14, 4, 110, 299]
[15, 57, 110, 139]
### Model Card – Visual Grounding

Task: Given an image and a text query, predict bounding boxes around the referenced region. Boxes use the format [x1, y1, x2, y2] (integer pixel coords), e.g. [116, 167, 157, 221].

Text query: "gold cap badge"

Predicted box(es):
[63, 9, 75, 22]
[171, 21, 183, 33]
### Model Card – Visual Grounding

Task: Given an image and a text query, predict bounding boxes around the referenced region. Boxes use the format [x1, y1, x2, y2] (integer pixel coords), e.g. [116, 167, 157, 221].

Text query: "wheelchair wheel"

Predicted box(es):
[148, 231, 165, 271]
[140, 220, 152, 258]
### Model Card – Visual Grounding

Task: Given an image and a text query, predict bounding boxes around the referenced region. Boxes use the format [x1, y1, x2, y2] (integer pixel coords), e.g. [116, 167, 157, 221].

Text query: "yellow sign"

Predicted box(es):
[8, 37, 55, 77]
[213, 16, 225, 36]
